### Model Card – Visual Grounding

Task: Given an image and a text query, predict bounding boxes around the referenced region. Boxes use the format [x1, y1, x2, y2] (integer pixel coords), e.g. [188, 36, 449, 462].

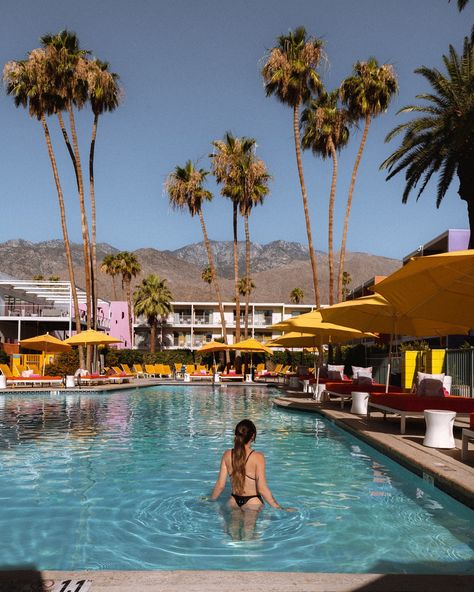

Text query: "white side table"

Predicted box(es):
[184, 373, 191, 382]
[65, 375, 75, 388]
[423, 409, 456, 449]
[312, 383, 326, 402]
[351, 391, 369, 414]
[461, 428, 474, 461]
[0, 375, 6, 389]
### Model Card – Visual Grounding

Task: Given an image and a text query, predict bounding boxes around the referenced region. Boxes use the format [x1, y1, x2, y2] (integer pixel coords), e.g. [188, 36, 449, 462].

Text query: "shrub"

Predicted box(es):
[45, 350, 80, 376]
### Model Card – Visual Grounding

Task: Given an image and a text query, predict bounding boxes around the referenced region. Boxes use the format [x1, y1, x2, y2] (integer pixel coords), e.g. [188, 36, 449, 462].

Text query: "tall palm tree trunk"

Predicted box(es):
[233, 202, 241, 344]
[125, 279, 133, 348]
[150, 318, 157, 354]
[111, 275, 118, 300]
[198, 211, 228, 344]
[328, 139, 338, 306]
[40, 115, 84, 368]
[89, 113, 99, 330]
[66, 103, 93, 331]
[244, 214, 251, 338]
[293, 102, 320, 307]
[337, 114, 371, 302]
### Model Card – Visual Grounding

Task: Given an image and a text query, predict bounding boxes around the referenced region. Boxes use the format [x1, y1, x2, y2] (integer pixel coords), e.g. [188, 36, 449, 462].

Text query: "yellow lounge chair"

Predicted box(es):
[133, 364, 147, 378]
[161, 364, 173, 377]
[145, 364, 159, 377]
[121, 364, 137, 376]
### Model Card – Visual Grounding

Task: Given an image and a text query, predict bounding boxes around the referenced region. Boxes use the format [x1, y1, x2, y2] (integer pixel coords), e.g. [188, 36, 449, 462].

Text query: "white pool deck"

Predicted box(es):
[1, 381, 473, 592]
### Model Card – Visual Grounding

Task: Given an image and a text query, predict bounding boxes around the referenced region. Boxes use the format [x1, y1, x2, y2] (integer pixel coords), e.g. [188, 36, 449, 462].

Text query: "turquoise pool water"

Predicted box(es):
[0, 385, 472, 573]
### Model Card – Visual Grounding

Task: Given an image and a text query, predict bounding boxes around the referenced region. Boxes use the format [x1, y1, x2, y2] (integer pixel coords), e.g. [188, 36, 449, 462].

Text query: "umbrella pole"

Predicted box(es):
[386, 333, 393, 393]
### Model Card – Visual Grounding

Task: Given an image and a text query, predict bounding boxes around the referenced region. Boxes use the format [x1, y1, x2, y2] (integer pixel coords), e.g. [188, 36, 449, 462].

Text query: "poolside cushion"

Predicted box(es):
[370, 393, 474, 414]
[417, 372, 445, 397]
[352, 367, 373, 386]
[470, 413, 474, 429]
[328, 364, 344, 381]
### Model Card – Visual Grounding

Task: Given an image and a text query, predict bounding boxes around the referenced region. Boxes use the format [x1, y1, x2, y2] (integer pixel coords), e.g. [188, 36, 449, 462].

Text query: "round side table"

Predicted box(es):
[312, 383, 326, 402]
[351, 391, 369, 414]
[423, 409, 456, 449]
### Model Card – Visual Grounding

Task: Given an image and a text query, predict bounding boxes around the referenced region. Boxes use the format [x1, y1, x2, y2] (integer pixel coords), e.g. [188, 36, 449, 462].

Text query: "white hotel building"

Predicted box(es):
[134, 301, 315, 350]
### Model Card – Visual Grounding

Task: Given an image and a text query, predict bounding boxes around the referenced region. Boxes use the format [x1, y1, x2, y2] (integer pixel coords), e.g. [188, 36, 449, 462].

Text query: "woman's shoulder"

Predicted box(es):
[251, 450, 265, 461]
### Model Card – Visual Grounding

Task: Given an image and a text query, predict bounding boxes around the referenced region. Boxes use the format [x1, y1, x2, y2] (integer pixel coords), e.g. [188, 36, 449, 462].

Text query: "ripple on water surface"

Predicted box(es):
[0, 386, 472, 572]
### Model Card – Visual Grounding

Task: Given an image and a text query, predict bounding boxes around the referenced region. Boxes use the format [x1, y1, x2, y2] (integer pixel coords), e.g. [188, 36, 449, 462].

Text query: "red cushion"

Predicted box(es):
[325, 382, 404, 395]
[370, 393, 474, 413]
[470, 413, 474, 429]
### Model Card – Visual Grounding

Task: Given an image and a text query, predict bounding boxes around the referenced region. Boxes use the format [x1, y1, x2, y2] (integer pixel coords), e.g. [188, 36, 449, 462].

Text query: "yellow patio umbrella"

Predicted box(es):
[228, 338, 273, 355]
[64, 329, 122, 346]
[20, 332, 71, 374]
[373, 250, 474, 328]
[274, 310, 375, 341]
[196, 340, 230, 354]
[320, 294, 470, 391]
[319, 294, 470, 337]
[196, 340, 229, 368]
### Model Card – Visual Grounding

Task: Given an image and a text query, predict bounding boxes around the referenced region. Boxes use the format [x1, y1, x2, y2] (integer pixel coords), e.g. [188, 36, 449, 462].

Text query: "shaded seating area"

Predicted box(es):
[368, 392, 474, 434]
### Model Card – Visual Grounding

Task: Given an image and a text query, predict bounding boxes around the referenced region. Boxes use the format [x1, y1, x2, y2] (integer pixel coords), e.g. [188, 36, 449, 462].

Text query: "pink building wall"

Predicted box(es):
[77, 301, 131, 349]
[106, 301, 132, 349]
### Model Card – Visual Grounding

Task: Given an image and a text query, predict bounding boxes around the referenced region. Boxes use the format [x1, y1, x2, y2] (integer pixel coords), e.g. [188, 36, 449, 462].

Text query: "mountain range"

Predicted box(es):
[0, 239, 400, 304]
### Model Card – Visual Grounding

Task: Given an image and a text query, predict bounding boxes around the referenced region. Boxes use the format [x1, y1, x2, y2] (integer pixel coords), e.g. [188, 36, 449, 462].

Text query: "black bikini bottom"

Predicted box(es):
[232, 493, 264, 507]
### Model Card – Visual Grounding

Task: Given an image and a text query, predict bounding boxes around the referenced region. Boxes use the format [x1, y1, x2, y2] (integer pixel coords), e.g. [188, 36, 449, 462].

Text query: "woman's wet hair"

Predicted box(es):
[232, 419, 257, 494]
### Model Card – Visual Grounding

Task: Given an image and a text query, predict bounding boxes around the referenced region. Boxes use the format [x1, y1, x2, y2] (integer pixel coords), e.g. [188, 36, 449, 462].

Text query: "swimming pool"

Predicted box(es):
[0, 385, 472, 573]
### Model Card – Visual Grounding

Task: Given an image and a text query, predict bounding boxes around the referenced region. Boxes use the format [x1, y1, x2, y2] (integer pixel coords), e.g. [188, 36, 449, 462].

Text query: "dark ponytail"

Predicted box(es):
[232, 419, 256, 494]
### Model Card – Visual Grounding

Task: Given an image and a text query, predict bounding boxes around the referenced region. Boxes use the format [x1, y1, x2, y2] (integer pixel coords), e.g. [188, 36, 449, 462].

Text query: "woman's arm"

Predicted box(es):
[210, 451, 229, 501]
[255, 453, 281, 509]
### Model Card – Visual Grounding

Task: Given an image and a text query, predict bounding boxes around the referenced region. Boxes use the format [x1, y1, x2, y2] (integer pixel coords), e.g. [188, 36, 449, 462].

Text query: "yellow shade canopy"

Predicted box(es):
[20, 333, 71, 353]
[320, 294, 470, 337]
[374, 250, 474, 329]
[228, 338, 273, 355]
[64, 329, 122, 346]
[266, 332, 326, 348]
[196, 340, 229, 354]
[271, 310, 374, 342]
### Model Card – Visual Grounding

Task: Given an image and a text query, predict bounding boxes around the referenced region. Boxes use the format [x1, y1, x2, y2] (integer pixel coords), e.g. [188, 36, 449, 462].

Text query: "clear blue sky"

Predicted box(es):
[0, 0, 471, 260]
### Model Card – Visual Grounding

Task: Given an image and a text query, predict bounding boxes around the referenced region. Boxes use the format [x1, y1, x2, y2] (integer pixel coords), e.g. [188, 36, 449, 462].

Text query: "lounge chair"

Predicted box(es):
[121, 364, 137, 376]
[368, 391, 474, 434]
[323, 381, 404, 409]
[160, 364, 173, 378]
[133, 364, 147, 378]
[0, 364, 63, 387]
[145, 364, 159, 377]
[112, 366, 134, 380]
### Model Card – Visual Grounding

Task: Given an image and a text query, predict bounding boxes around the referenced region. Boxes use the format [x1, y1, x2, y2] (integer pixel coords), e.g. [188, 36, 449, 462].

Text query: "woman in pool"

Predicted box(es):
[210, 419, 286, 510]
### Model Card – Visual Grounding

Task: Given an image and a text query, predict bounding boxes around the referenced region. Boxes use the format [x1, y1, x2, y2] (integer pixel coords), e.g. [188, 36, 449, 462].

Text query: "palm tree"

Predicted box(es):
[133, 275, 173, 353]
[238, 148, 270, 338]
[341, 271, 352, 301]
[262, 26, 323, 306]
[165, 161, 228, 343]
[290, 287, 304, 304]
[100, 254, 120, 300]
[39, 31, 93, 329]
[3, 55, 84, 366]
[301, 90, 350, 304]
[201, 266, 213, 298]
[450, 0, 469, 9]
[115, 251, 141, 348]
[210, 132, 254, 343]
[87, 59, 121, 329]
[338, 58, 398, 302]
[381, 30, 474, 248]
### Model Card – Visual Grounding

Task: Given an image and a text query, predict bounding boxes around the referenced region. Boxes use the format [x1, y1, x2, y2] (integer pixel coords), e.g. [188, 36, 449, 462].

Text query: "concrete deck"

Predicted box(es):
[1, 569, 472, 592]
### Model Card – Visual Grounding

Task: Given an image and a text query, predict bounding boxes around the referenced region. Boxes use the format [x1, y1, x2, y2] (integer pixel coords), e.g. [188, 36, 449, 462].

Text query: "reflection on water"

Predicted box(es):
[0, 393, 132, 448]
[0, 386, 472, 573]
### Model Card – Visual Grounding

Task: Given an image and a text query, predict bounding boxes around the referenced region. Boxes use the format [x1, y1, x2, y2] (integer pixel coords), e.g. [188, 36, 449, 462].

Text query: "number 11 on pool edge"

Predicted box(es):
[51, 579, 93, 592]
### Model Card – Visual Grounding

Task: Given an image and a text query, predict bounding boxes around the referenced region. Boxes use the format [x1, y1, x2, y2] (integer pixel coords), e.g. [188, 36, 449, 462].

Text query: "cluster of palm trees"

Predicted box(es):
[165, 134, 270, 344]
[3, 30, 120, 366]
[101, 252, 174, 351]
[262, 27, 398, 306]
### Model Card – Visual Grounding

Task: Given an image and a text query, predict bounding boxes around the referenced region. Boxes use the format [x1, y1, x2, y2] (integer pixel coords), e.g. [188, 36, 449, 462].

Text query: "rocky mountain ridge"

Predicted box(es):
[0, 238, 400, 304]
